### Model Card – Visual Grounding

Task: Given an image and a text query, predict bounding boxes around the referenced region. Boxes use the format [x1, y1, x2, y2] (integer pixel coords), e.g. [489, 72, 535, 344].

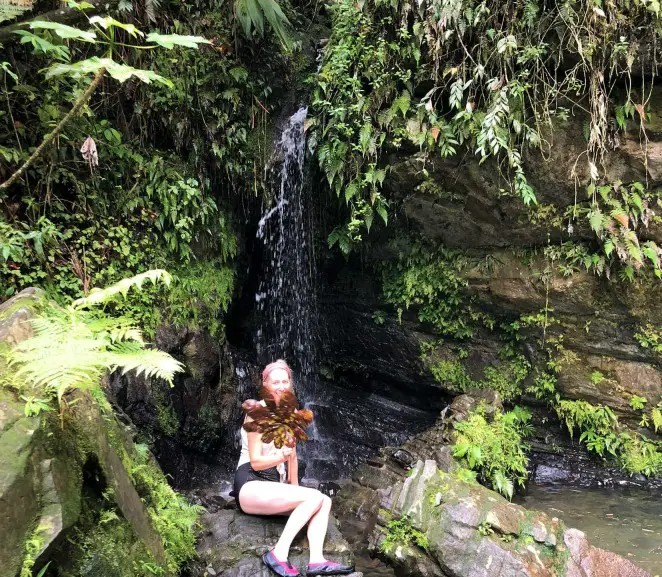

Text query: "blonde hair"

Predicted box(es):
[262, 359, 292, 383]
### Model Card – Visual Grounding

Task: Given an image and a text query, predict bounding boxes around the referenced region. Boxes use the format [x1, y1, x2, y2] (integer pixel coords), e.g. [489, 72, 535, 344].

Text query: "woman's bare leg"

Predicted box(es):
[307, 495, 332, 563]
[239, 482, 325, 560]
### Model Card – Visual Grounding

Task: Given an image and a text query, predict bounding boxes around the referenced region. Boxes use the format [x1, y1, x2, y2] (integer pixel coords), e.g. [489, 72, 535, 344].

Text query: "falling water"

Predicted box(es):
[254, 107, 338, 480]
[252, 107, 436, 481]
[255, 107, 317, 390]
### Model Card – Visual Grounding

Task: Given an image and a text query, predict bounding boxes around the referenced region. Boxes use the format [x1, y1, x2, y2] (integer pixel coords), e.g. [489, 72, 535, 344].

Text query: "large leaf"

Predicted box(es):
[236, 0, 264, 36]
[29, 21, 96, 42]
[145, 32, 210, 49]
[46, 57, 173, 87]
[13, 30, 71, 60]
[89, 16, 143, 37]
[234, 0, 291, 49]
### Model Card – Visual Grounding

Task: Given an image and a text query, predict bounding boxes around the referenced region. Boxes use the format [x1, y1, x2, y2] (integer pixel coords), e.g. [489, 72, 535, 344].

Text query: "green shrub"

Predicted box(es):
[429, 353, 530, 403]
[381, 241, 487, 339]
[619, 435, 662, 477]
[453, 406, 532, 499]
[555, 398, 662, 476]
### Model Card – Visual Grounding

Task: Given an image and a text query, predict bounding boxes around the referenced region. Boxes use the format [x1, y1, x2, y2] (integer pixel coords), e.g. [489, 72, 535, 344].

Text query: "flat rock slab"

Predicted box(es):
[195, 508, 360, 577]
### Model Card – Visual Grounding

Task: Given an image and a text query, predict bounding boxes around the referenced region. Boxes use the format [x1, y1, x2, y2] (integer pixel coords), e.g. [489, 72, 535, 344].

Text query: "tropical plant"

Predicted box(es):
[1, 270, 184, 412]
[379, 516, 428, 554]
[1, 2, 210, 191]
[453, 405, 532, 499]
[233, 0, 292, 49]
[311, 0, 662, 274]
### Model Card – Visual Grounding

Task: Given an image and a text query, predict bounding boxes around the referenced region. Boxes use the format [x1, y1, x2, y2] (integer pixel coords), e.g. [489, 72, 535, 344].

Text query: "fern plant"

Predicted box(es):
[234, 0, 291, 49]
[2, 270, 184, 411]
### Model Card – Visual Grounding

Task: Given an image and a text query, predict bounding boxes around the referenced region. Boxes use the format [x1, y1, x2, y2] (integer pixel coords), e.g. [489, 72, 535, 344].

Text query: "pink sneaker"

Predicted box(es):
[263, 550, 301, 577]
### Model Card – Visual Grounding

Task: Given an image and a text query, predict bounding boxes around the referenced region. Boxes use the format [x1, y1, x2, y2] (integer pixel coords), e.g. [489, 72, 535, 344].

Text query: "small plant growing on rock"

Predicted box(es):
[629, 394, 648, 411]
[453, 405, 532, 499]
[380, 517, 428, 554]
[477, 522, 494, 537]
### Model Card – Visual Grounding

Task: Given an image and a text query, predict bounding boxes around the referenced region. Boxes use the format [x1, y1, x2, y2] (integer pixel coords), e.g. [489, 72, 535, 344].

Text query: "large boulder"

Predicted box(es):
[332, 414, 652, 577]
[192, 501, 361, 577]
[0, 289, 173, 577]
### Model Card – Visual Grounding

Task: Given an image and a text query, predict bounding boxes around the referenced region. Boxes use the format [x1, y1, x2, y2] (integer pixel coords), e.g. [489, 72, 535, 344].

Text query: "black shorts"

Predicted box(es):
[233, 463, 280, 512]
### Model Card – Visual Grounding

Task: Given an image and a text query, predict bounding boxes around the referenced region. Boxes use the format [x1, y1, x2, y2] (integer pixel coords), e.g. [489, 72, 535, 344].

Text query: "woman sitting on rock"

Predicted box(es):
[234, 359, 354, 577]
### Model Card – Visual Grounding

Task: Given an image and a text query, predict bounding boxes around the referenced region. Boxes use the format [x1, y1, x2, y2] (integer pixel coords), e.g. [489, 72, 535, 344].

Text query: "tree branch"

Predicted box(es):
[0, 67, 105, 191]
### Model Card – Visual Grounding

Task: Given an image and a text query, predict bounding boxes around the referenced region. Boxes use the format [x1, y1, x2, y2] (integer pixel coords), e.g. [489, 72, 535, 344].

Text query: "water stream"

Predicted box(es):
[254, 107, 336, 480]
[516, 485, 662, 574]
[255, 106, 316, 382]
[250, 107, 437, 484]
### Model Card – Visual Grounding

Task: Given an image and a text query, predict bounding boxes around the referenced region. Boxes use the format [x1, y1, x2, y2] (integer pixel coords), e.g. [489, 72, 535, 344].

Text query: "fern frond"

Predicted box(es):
[3, 273, 183, 408]
[652, 407, 662, 433]
[110, 343, 184, 386]
[71, 269, 172, 310]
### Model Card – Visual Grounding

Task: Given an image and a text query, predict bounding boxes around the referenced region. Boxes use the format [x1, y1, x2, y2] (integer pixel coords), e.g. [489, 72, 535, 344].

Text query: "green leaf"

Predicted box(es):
[13, 30, 70, 59]
[28, 21, 96, 42]
[376, 203, 388, 225]
[236, 0, 264, 36]
[588, 209, 603, 233]
[0, 61, 18, 81]
[46, 57, 173, 88]
[89, 16, 143, 37]
[145, 32, 211, 49]
[652, 407, 662, 433]
[65, 0, 96, 9]
[344, 180, 359, 203]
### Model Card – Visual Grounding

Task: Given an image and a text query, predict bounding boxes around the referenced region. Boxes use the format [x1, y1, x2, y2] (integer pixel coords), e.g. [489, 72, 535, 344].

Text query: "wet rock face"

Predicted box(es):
[332, 420, 652, 577]
[303, 382, 438, 483]
[108, 330, 260, 488]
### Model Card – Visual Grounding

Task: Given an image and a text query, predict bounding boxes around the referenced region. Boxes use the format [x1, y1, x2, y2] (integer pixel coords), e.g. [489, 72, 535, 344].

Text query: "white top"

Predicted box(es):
[237, 401, 286, 482]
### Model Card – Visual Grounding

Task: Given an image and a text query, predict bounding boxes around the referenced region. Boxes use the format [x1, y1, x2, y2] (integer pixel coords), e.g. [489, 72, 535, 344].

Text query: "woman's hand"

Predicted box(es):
[280, 447, 295, 460]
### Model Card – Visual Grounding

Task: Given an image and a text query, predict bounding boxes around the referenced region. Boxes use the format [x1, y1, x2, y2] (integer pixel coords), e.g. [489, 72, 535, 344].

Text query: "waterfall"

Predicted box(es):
[254, 107, 338, 481]
[251, 107, 437, 482]
[255, 106, 317, 393]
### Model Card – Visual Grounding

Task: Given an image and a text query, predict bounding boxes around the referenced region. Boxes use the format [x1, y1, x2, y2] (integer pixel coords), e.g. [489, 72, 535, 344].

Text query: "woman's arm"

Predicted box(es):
[246, 415, 292, 470]
[288, 446, 299, 485]
[247, 431, 290, 470]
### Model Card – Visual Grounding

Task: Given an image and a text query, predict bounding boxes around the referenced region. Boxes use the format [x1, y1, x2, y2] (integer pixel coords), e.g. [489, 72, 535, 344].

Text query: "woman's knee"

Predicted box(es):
[304, 489, 325, 511]
[320, 494, 332, 511]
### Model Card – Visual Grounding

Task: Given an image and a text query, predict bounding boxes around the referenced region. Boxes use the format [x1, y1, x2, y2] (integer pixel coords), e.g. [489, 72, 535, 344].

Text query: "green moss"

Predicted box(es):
[379, 517, 429, 554]
[152, 387, 179, 437]
[52, 507, 157, 577]
[0, 416, 39, 485]
[20, 523, 47, 577]
[428, 353, 530, 402]
[122, 445, 203, 573]
[183, 402, 222, 453]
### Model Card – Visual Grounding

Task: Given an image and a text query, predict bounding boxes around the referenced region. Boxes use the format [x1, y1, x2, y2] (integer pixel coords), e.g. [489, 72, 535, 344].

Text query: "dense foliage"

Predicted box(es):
[311, 0, 662, 278]
[453, 405, 532, 498]
[1, 270, 182, 415]
[0, 0, 303, 334]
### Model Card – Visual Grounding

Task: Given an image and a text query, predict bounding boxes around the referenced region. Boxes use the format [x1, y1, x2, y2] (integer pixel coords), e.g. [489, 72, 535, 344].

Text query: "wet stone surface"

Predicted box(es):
[193, 506, 361, 577]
